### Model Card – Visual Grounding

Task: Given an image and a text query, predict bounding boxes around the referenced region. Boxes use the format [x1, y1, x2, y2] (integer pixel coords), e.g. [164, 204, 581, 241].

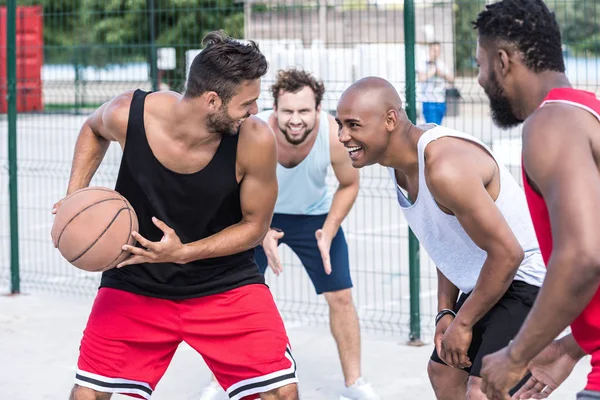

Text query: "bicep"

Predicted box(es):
[239, 128, 278, 226]
[429, 166, 520, 255]
[87, 92, 132, 144]
[526, 128, 600, 260]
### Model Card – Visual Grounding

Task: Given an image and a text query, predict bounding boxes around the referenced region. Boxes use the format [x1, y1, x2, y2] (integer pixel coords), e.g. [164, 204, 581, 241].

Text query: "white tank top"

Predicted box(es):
[389, 126, 546, 293]
[256, 110, 333, 215]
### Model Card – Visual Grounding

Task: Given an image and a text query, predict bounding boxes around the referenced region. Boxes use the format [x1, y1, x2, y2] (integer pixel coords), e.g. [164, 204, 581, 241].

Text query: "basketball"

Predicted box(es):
[51, 187, 139, 272]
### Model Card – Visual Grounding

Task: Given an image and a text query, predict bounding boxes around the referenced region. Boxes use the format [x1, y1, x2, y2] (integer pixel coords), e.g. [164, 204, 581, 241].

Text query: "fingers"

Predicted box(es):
[122, 244, 153, 259]
[265, 247, 283, 276]
[117, 255, 146, 268]
[274, 231, 284, 240]
[131, 232, 155, 250]
[434, 335, 443, 358]
[512, 376, 540, 399]
[321, 252, 332, 275]
[152, 216, 174, 235]
[458, 352, 472, 369]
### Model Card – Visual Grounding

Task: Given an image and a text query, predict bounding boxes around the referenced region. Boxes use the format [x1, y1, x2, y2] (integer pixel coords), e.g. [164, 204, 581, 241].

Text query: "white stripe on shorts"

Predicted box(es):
[75, 368, 153, 399]
[226, 346, 298, 400]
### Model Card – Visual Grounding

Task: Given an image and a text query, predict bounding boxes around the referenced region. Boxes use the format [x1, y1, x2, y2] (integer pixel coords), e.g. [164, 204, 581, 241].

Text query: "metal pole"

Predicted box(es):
[244, 0, 252, 40]
[404, 0, 422, 345]
[148, 0, 158, 91]
[7, 0, 20, 294]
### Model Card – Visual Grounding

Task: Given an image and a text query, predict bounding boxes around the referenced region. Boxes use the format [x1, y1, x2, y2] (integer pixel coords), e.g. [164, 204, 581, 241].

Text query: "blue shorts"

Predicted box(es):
[255, 213, 353, 295]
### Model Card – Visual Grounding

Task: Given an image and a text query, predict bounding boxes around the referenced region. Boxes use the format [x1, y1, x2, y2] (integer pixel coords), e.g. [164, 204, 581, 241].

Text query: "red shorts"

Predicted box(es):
[75, 285, 297, 400]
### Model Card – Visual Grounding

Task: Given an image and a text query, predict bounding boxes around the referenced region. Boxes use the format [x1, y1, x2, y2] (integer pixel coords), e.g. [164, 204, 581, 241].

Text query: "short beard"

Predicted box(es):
[206, 104, 238, 136]
[486, 71, 524, 129]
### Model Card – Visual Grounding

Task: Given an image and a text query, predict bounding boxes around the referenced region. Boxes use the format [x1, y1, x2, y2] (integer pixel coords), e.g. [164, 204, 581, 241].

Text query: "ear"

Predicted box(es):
[273, 103, 277, 112]
[316, 103, 322, 113]
[385, 109, 398, 131]
[203, 91, 222, 111]
[497, 48, 511, 78]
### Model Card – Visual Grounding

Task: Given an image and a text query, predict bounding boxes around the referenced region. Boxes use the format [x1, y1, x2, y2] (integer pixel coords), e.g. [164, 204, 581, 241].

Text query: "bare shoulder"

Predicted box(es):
[97, 90, 138, 142]
[424, 135, 497, 203]
[238, 115, 276, 147]
[523, 103, 594, 151]
[237, 115, 277, 172]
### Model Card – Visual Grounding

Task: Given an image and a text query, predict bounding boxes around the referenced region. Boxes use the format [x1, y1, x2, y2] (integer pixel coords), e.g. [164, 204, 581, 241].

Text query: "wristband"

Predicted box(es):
[435, 309, 456, 326]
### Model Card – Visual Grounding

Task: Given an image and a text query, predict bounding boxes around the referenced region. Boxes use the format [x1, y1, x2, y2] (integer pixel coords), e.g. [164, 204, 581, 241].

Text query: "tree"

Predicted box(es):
[453, 0, 484, 76]
[560, 0, 600, 55]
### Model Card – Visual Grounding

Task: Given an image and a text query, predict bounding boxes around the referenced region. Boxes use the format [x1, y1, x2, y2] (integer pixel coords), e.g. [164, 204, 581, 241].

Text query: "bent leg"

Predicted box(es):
[260, 383, 299, 400]
[183, 284, 298, 400]
[74, 288, 181, 399]
[69, 385, 112, 400]
[427, 360, 469, 400]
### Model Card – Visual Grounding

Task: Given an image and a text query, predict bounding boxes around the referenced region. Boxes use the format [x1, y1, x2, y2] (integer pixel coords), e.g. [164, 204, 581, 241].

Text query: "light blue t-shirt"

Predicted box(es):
[256, 110, 333, 215]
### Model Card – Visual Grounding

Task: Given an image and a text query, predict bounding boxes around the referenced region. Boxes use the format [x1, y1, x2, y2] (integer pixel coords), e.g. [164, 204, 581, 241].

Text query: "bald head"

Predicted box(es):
[340, 76, 403, 114]
[336, 77, 410, 168]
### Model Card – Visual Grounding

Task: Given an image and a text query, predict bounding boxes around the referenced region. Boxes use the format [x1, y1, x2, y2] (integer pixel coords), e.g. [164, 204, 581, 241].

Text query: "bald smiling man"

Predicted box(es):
[336, 77, 547, 400]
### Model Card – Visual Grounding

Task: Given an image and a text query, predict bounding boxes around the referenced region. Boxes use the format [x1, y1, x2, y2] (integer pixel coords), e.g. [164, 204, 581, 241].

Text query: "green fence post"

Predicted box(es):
[148, 0, 158, 92]
[404, 0, 422, 345]
[7, 0, 20, 294]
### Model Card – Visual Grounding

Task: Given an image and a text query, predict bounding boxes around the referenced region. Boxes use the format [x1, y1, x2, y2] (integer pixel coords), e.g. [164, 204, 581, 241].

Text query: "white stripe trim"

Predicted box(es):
[76, 369, 153, 390]
[74, 378, 151, 400]
[230, 378, 299, 400]
[540, 99, 600, 122]
[226, 346, 297, 397]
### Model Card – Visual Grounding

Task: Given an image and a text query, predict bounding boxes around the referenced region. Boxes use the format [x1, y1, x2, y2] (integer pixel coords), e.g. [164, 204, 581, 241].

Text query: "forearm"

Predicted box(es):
[455, 254, 518, 329]
[559, 333, 588, 360]
[181, 220, 266, 263]
[437, 268, 460, 311]
[508, 257, 600, 365]
[67, 124, 111, 195]
[322, 184, 358, 237]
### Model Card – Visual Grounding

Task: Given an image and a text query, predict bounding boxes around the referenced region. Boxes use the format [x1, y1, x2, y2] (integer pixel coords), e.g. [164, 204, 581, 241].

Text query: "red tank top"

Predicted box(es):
[522, 87, 600, 391]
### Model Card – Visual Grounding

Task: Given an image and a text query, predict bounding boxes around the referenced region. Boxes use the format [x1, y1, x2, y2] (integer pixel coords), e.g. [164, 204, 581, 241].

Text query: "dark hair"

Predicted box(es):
[271, 68, 326, 109]
[473, 0, 565, 73]
[185, 30, 268, 103]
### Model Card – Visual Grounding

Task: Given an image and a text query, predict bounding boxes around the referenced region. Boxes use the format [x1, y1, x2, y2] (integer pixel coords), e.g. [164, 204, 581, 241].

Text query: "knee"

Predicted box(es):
[427, 360, 445, 389]
[324, 289, 354, 309]
[69, 385, 112, 400]
[427, 360, 467, 394]
[466, 377, 487, 400]
[261, 383, 299, 400]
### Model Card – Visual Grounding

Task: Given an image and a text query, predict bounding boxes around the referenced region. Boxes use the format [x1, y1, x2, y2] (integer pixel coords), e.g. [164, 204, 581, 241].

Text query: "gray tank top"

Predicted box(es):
[388, 126, 546, 293]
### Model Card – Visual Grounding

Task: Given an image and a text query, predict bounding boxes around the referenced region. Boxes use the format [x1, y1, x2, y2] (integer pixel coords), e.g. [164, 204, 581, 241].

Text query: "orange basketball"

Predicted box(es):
[51, 187, 138, 272]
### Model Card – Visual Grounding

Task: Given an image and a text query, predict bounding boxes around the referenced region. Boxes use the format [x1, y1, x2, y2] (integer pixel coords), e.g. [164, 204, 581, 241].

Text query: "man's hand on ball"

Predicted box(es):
[118, 217, 187, 267]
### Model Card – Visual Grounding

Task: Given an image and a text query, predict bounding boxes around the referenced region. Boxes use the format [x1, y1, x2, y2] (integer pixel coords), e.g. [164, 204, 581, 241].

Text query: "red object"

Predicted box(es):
[522, 87, 600, 392]
[0, 5, 44, 113]
[76, 285, 297, 399]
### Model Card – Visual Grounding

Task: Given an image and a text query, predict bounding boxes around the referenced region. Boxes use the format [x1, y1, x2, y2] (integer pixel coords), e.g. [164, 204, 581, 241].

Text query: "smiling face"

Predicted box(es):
[476, 40, 524, 129]
[206, 79, 261, 136]
[335, 90, 392, 168]
[274, 86, 320, 145]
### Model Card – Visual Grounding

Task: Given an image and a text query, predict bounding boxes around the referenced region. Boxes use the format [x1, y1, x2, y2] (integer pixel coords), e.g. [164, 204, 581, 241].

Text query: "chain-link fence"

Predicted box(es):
[1, 0, 599, 340]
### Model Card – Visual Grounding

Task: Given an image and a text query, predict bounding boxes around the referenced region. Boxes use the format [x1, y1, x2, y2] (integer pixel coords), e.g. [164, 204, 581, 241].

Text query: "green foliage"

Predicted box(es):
[559, 0, 600, 55]
[453, 0, 484, 76]
[2, 0, 244, 66]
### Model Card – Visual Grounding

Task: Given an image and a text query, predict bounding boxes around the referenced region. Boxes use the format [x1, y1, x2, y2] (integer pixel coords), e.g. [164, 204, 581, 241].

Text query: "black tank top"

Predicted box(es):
[100, 89, 265, 299]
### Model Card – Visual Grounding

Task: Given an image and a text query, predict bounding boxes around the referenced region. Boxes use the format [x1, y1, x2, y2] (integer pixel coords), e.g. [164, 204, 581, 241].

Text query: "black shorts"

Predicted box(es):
[431, 280, 539, 377]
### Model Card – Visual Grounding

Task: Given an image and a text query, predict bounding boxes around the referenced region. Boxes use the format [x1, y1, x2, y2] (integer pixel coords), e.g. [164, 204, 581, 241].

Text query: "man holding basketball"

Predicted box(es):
[471, 1, 600, 399]
[199, 68, 380, 400]
[52, 30, 299, 400]
[336, 76, 547, 399]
